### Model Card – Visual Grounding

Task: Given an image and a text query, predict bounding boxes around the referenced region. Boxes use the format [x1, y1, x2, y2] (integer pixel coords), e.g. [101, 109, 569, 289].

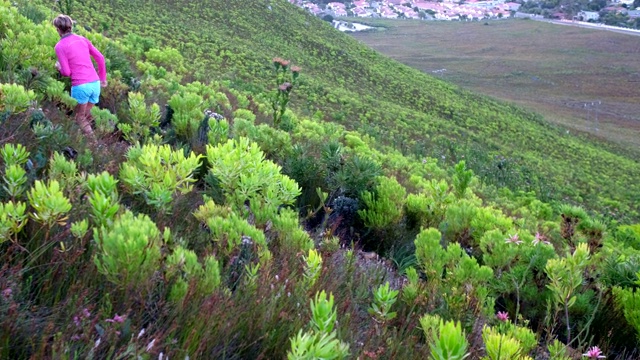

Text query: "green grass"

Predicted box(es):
[350, 18, 640, 152]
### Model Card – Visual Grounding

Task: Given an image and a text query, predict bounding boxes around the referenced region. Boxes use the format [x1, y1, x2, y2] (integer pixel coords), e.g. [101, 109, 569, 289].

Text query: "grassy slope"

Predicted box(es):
[42, 0, 640, 217]
[350, 18, 640, 152]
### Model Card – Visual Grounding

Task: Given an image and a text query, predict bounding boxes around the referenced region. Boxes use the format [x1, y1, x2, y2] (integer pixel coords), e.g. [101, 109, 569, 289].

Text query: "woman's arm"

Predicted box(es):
[86, 38, 107, 84]
[54, 45, 71, 77]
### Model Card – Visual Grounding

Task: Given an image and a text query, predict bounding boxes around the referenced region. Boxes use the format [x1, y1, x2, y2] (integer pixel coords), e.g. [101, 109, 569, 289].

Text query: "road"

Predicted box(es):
[517, 14, 640, 36]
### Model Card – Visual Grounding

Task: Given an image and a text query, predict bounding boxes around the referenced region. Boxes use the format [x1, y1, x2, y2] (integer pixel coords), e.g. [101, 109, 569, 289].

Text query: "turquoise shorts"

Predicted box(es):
[70, 81, 100, 105]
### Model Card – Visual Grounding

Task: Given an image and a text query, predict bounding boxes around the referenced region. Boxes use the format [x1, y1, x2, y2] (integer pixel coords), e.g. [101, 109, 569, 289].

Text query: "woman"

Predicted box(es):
[53, 14, 107, 138]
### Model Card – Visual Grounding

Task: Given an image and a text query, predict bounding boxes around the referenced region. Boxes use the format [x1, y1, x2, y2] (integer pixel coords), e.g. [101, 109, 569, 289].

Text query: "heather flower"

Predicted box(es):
[2, 288, 12, 299]
[583, 346, 605, 358]
[82, 308, 91, 318]
[496, 311, 509, 322]
[505, 233, 522, 245]
[105, 313, 125, 323]
[532, 232, 551, 246]
[73, 316, 81, 327]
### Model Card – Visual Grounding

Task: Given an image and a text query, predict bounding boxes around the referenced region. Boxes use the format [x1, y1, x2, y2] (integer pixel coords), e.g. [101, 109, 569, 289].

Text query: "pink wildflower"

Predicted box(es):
[278, 82, 293, 92]
[291, 65, 301, 73]
[532, 232, 551, 246]
[82, 308, 91, 318]
[496, 311, 509, 322]
[583, 346, 605, 359]
[2, 288, 12, 300]
[73, 316, 82, 327]
[505, 233, 522, 245]
[105, 313, 125, 323]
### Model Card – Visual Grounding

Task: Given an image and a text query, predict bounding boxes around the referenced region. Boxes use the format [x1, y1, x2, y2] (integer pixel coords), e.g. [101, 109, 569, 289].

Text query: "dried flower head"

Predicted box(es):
[278, 82, 293, 92]
[272, 57, 291, 69]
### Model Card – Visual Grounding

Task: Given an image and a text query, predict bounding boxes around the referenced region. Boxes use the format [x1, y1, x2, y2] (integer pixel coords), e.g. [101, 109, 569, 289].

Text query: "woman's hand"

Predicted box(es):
[55, 61, 61, 70]
[100, 80, 108, 88]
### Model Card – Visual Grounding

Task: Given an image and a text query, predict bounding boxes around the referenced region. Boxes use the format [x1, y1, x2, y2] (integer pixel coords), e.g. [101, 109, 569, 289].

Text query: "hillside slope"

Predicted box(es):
[4, 2, 640, 358]
[44, 0, 640, 218]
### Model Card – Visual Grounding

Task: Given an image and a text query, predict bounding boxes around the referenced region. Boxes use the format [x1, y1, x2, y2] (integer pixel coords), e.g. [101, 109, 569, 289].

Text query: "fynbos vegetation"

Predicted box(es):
[1, 1, 639, 359]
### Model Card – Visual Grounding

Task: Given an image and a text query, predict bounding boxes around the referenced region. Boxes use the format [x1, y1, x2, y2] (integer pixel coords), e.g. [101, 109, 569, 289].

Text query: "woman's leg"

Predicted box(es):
[74, 103, 94, 137]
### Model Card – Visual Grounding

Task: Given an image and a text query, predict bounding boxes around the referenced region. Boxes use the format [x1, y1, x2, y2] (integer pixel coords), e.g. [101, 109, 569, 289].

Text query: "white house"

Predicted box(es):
[577, 11, 600, 21]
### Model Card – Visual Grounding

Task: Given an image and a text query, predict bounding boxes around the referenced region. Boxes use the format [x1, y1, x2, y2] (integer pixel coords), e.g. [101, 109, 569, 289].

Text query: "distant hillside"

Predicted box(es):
[32, 0, 640, 218]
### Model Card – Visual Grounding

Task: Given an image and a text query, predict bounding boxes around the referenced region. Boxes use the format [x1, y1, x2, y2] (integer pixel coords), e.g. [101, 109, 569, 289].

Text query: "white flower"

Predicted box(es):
[146, 338, 156, 352]
[137, 328, 146, 339]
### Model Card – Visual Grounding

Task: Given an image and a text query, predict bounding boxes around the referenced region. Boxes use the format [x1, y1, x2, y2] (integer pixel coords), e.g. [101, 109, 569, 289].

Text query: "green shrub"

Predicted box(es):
[368, 282, 399, 323]
[616, 224, 640, 250]
[303, 248, 322, 289]
[206, 137, 300, 225]
[272, 207, 314, 253]
[452, 160, 474, 199]
[165, 245, 221, 303]
[119, 92, 161, 144]
[0, 200, 27, 244]
[3, 164, 27, 200]
[86, 172, 120, 227]
[613, 285, 640, 342]
[91, 107, 119, 135]
[93, 210, 164, 288]
[194, 198, 270, 264]
[287, 291, 350, 360]
[0, 83, 35, 114]
[70, 218, 88, 239]
[168, 91, 205, 141]
[27, 179, 72, 229]
[120, 143, 202, 213]
[1, 143, 30, 168]
[442, 199, 479, 245]
[429, 319, 469, 360]
[207, 116, 230, 146]
[419, 313, 441, 344]
[547, 339, 571, 360]
[48, 152, 81, 199]
[415, 227, 446, 286]
[482, 326, 522, 360]
[45, 80, 77, 110]
[358, 175, 406, 230]
[545, 243, 591, 343]
[405, 193, 434, 227]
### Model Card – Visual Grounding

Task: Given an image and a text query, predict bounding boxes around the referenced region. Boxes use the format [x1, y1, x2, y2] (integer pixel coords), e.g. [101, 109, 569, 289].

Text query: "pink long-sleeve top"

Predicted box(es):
[54, 34, 107, 86]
